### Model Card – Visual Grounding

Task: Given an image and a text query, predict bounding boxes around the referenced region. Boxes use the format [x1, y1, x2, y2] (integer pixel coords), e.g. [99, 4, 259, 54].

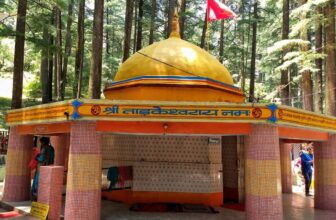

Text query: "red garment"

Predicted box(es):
[207, 0, 236, 22]
[28, 147, 40, 170]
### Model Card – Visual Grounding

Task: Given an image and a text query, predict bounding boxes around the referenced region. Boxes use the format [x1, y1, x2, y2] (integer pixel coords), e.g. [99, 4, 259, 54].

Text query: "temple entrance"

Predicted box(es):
[101, 133, 223, 207]
[221, 136, 244, 211]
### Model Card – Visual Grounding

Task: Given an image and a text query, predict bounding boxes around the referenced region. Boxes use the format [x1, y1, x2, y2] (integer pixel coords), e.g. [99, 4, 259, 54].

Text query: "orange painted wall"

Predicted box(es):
[97, 121, 251, 135]
[102, 191, 223, 207]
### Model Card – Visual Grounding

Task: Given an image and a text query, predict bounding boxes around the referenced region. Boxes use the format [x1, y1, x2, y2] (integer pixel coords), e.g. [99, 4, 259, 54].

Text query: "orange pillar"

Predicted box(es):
[245, 124, 283, 220]
[280, 141, 292, 193]
[3, 126, 33, 201]
[315, 137, 336, 210]
[64, 122, 102, 220]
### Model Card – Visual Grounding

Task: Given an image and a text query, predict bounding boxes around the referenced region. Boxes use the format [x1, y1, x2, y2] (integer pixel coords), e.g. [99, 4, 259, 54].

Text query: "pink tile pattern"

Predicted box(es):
[37, 166, 64, 220]
[280, 142, 292, 193]
[246, 195, 283, 219]
[65, 190, 101, 220]
[51, 134, 70, 166]
[70, 122, 101, 154]
[245, 124, 283, 220]
[3, 175, 31, 201]
[3, 126, 33, 202]
[315, 136, 336, 211]
[245, 124, 280, 160]
[64, 122, 102, 220]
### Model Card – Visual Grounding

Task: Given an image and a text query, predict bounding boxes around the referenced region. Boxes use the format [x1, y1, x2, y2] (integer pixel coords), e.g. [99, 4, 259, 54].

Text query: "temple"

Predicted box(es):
[3, 16, 336, 220]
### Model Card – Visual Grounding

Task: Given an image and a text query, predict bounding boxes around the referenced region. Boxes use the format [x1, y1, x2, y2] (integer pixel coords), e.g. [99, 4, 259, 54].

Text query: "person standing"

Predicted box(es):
[31, 137, 55, 200]
[300, 146, 314, 196]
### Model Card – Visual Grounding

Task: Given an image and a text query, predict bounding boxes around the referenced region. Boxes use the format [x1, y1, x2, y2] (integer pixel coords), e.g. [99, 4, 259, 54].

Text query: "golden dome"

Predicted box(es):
[104, 15, 244, 103]
[114, 36, 234, 86]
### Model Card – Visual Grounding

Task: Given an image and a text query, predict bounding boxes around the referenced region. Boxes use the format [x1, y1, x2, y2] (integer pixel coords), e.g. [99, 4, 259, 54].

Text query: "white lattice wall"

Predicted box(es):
[101, 134, 222, 193]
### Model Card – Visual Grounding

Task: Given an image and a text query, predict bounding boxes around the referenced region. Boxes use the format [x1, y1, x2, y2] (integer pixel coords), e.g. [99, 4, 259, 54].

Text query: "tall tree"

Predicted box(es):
[61, 0, 74, 101]
[54, 7, 62, 101]
[89, 0, 104, 99]
[149, 0, 156, 44]
[249, 0, 258, 102]
[122, 0, 134, 62]
[300, 0, 313, 111]
[167, 0, 176, 37]
[239, 0, 246, 92]
[200, 11, 208, 49]
[325, 0, 336, 115]
[132, 0, 138, 53]
[11, 0, 28, 109]
[41, 25, 52, 104]
[74, 0, 85, 99]
[314, 6, 323, 113]
[219, 1, 225, 63]
[136, 0, 144, 51]
[280, 0, 290, 106]
[179, 0, 186, 39]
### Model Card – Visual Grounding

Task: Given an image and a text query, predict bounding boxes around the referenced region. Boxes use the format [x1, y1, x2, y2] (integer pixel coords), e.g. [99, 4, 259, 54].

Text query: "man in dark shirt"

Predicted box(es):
[300, 146, 313, 196]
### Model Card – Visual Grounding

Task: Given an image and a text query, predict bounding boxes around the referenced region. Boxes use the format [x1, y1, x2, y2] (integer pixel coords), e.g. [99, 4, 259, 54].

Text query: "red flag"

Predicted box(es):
[207, 0, 237, 21]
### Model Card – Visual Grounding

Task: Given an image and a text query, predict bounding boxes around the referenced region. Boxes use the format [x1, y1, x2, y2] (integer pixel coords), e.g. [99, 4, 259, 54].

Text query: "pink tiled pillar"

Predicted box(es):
[315, 137, 336, 211]
[64, 122, 102, 220]
[38, 166, 64, 220]
[245, 124, 283, 220]
[280, 141, 292, 193]
[3, 126, 33, 201]
[51, 134, 70, 166]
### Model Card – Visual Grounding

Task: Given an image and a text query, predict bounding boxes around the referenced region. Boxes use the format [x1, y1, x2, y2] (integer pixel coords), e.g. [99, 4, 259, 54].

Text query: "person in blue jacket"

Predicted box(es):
[300, 146, 314, 196]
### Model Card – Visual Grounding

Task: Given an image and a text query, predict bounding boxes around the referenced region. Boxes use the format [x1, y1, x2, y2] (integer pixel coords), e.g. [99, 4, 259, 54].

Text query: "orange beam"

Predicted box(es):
[17, 122, 71, 135]
[278, 126, 329, 141]
[96, 121, 251, 135]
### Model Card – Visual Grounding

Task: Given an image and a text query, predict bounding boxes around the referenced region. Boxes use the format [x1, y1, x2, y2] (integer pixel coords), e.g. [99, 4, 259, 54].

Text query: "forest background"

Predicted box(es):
[0, 0, 335, 129]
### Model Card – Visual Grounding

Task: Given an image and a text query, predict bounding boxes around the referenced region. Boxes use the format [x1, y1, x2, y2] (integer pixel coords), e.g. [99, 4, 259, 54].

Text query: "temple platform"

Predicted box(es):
[1, 193, 336, 220]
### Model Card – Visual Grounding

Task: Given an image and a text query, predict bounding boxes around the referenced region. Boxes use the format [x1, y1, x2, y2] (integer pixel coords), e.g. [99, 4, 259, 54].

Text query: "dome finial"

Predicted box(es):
[169, 9, 180, 38]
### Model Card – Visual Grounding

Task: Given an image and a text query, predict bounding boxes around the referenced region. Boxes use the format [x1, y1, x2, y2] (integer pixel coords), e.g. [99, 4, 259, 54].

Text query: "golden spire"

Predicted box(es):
[169, 10, 181, 38]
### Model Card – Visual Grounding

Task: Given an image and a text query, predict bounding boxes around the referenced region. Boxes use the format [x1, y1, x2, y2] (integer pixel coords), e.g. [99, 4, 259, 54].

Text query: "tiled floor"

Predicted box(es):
[3, 192, 336, 220]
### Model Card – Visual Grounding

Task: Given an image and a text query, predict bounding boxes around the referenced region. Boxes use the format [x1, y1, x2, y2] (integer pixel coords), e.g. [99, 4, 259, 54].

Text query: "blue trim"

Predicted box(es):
[71, 100, 83, 120]
[267, 103, 278, 123]
[109, 75, 239, 90]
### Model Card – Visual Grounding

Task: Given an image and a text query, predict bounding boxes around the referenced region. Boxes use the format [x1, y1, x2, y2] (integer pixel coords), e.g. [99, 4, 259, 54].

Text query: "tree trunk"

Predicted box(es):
[122, 0, 134, 62]
[106, 0, 111, 55]
[41, 26, 51, 104]
[89, 0, 104, 99]
[74, 0, 85, 99]
[240, 0, 245, 92]
[133, 0, 138, 53]
[325, 0, 336, 115]
[11, 0, 27, 109]
[149, 0, 156, 44]
[55, 7, 62, 101]
[200, 10, 207, 49]
[218, 0, 225, 63]
[314, 6, 323, 113]
[249, 0, 258, 102]
[167, 0, 175, 37]
[179, 0, 186, 39]
[136, 0, 144, 51]
[60, 0, 74, 101]
[300, 0, 313, 111]
[48, 34, 53, 101]
[219, 20, 225, 63]
[280, 0, 290, 106]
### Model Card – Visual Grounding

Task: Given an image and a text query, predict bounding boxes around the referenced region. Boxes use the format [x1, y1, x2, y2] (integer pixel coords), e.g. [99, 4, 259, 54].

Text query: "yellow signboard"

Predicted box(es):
[30, 201, 49, 220]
